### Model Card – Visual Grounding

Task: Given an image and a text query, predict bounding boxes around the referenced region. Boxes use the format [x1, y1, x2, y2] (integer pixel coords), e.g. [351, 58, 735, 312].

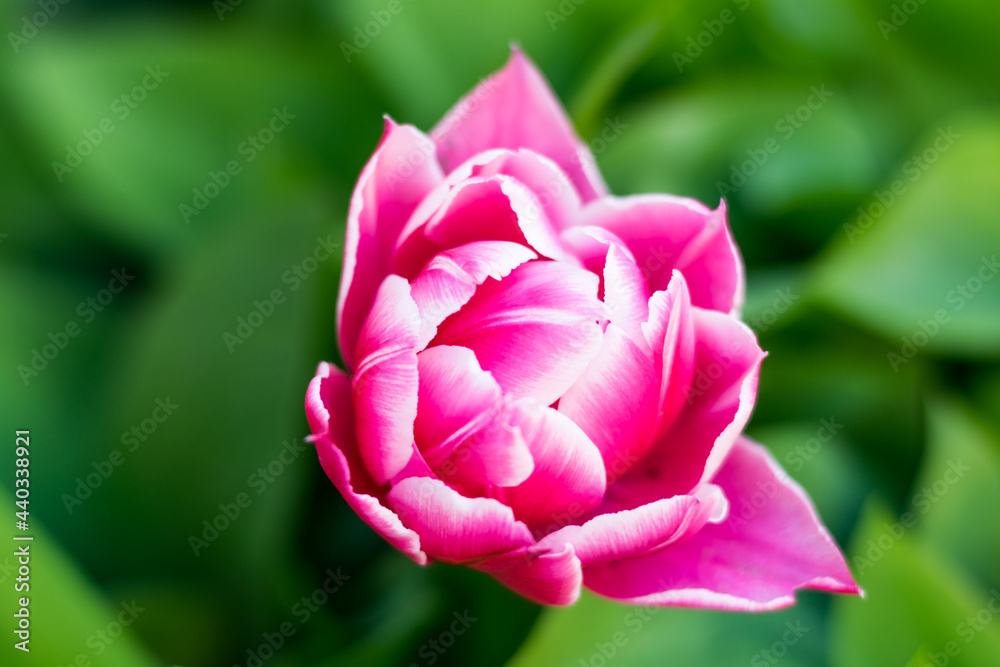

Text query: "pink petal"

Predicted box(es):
[573, 195, 744, 314]
[414, 345, 534, 487]
[424, 176, 573, 262]
[558, 325, 659, 482]
[396, 148, 583, 244]
[306, 362, 427, 565]
[387, 477, 533, 564]
[472, 543, 583, 606]
[539, 484, 727, 565]
[409, 241, 537, 348]
[496, 401, 607, 533]
[610, 308, 765, 505]
[430, 47, 607, 203]
[561, 226, 650, 341]
[433, 261, 605, 406]
[582, 438, 860, 610]
[602, 242, 650, 341]
[392, 148, 511, 261]
[352, 275, 422, 485]
[339, 119, 444, 368]
[642, 272, 697, 440]
[469, 149, 583, 229]
[559, 272, 695, 484]
[393, 175, 571, 278]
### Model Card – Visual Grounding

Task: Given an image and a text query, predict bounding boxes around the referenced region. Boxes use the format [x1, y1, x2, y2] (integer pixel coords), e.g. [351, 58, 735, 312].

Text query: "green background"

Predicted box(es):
[2, 0, 999, 665]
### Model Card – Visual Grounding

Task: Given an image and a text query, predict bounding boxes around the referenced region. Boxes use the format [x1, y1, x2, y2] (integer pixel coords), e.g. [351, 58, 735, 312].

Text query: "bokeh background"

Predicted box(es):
[2, 0, 1000, 665]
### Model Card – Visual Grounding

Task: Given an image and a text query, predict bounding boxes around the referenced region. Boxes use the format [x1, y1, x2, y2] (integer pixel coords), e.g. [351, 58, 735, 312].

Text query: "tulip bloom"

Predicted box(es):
[306, 48, 859, 608]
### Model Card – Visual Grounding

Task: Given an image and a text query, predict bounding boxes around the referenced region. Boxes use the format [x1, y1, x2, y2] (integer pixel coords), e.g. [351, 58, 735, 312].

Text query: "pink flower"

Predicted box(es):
[305, 48, 860, 608]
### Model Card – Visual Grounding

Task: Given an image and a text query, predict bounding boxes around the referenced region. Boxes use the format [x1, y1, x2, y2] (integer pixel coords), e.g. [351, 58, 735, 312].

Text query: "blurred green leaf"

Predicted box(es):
[810, 113, 1000, 357]
[913, 397, 1000, 592]
[327, 0, 654, 130]
[830, 499, 1000, 667]
[0, 491, 159, 667]
[506, 591, 828, 667]
[752, 309, 925, 505]
[864, 0, 1000, 100]
[46, 198, 342, 660]
[599, 76, 883, 263]
[1, 26, 370, 254]
[569, 12, 665, 136]
[972, 370, 1000, 436]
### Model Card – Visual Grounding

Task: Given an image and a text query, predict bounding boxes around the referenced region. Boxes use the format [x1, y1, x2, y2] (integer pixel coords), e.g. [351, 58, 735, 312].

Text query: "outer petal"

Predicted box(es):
[409, 241, 537, 348]
[497, 401, 607, 533]
[430, 47, 607, 202]
[352, 275, 422, 485]
[472, 543, 583, 606]
[610, 308, 765, 505]
[339, 119, 444, 368]
[573, 195, 744, 314]
[539, 484, 727, 565]
[433, 261, 605, 406]
[414, 345, 534, 487]
[387, 477, 533, 564]
[306, 362, 427, 565]
[582, 439, 860, 610]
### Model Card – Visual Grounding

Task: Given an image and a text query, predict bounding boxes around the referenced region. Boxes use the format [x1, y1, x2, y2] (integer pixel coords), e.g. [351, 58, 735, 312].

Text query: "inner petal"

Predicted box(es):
[414, 345, 534, 488]
[432, 260, 606, 406]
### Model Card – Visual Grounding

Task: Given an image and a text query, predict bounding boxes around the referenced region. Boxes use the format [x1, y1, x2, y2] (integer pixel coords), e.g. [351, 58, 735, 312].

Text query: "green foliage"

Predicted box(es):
[1, 0, 998, 665]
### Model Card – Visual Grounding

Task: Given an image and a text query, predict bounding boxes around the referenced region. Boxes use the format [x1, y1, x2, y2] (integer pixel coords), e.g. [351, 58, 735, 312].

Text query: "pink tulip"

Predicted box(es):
[305, 48, 860, 608]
